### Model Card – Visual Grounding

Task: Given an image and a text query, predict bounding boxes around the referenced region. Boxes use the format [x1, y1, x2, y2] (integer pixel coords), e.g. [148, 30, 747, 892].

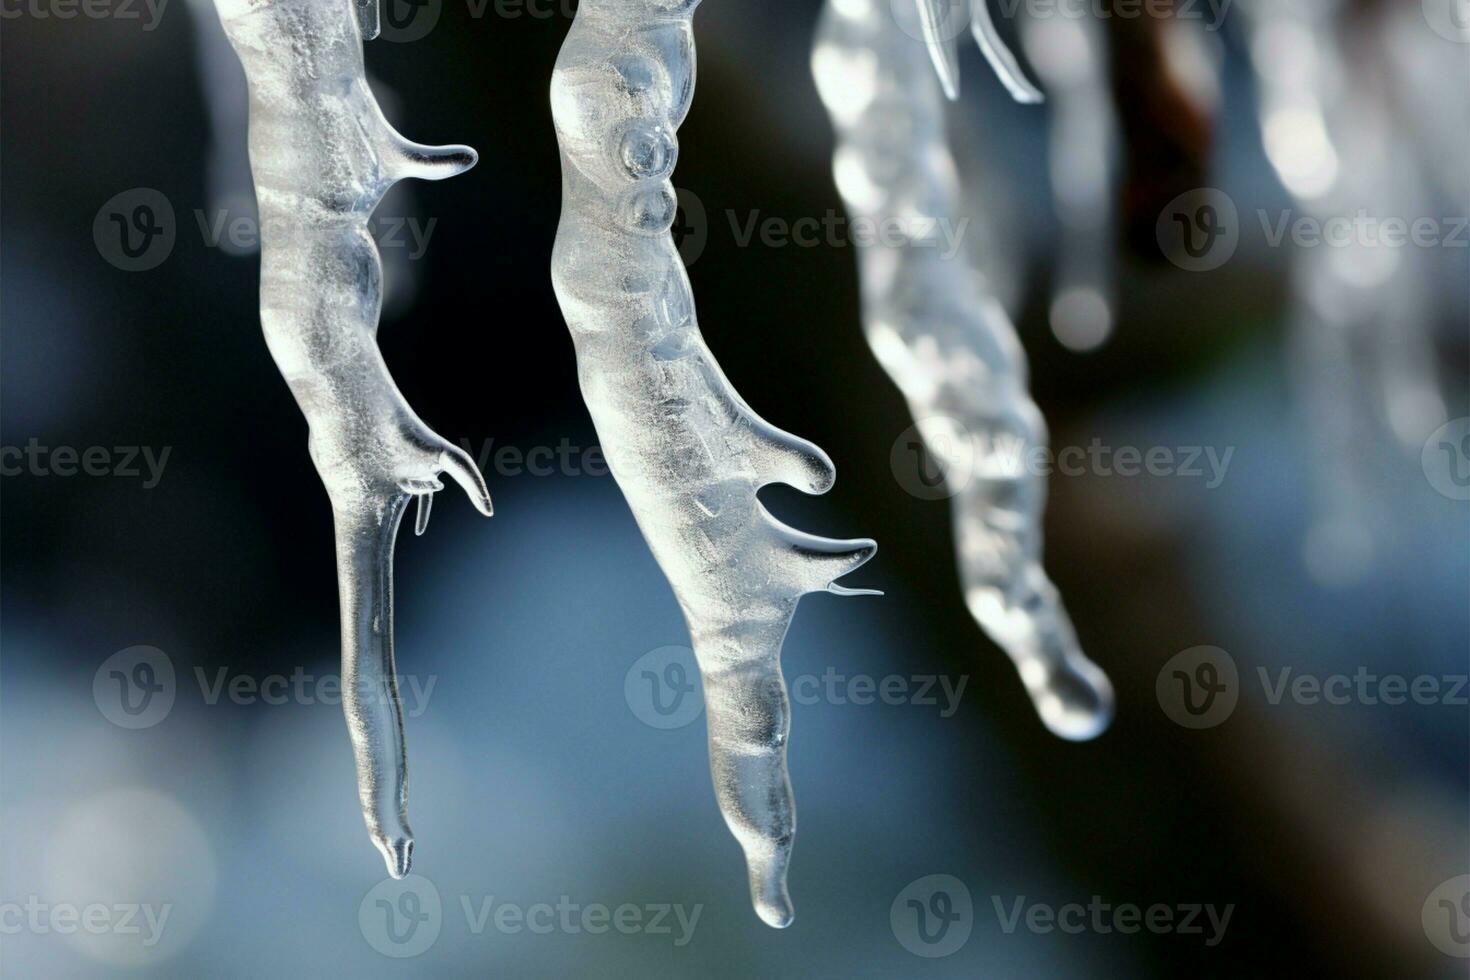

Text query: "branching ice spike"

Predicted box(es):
[213, 0, 492, 879]
[814, 0, 1112, 739]
[550, 0, 876, 928]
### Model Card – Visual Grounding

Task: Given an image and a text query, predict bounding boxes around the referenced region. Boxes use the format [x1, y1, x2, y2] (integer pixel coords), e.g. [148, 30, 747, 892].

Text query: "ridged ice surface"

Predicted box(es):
[550, 0, 876, 928]
[214, 0, 492, 879]
[814, 0, 1112, 740]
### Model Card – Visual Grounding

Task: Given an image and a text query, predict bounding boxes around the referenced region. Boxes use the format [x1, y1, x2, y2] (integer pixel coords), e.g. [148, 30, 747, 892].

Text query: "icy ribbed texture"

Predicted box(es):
[814, 0, 1111, 739]
[214, 0, 491, 878]
[550, 0, 876, 928]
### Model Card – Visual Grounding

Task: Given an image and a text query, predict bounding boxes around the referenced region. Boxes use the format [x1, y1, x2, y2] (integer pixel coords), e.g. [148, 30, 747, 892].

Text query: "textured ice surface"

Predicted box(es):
[814, 0, 1112, 740]
[214, 0, 491, 878]
[550, 0, 876, 928]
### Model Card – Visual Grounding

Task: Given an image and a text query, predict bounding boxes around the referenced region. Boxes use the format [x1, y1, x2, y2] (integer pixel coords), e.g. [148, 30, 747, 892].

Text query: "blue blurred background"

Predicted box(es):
[2, 0, 1467, 976]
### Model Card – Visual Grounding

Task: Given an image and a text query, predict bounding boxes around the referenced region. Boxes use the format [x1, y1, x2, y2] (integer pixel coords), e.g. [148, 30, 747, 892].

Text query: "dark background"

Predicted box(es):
[2, 0, 1467, 976]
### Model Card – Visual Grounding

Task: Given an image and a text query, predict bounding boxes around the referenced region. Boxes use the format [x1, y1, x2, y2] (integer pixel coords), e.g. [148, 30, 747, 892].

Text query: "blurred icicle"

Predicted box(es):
[550, 0, 876, 928]
[814, 0, 1113, 739]
[1244, 0, 1450, 585]
[1021, 13, 1119, 352]
[213, 0, 492, 878]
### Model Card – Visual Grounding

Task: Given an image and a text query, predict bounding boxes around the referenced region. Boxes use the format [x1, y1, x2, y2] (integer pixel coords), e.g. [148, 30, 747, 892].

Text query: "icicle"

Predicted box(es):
[1020, 14, 1118, 352]
[187, 0, 422, 315]
[212, 0, 492, 879]
[1243, 0, 1448, 584]
[916, 0, 1042, 103]
[550, 0, 876, 928]
[814, 0, 1112, 740]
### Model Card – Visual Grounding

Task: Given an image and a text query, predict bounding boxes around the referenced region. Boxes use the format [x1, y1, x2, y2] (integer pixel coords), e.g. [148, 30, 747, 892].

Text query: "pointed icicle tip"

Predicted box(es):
[394, 141, 479, 182]
[414, 491, 433, 536]
[915, 0, 962, 100]
[439, 447, 494, 517]
[971, 0, 1045, 104]
[376, 835, 414, 879]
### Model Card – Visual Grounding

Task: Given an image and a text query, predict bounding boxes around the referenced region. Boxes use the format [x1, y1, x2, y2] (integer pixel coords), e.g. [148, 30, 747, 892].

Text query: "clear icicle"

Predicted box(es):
[550, 0, 876, 928]
[212, 0, 492, 878]
[814, 0, 1112, 740]
[187, 0, 424, 313]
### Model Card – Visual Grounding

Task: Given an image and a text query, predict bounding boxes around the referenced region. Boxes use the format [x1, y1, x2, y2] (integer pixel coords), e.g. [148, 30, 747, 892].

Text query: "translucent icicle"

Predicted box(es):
[187, 0, 424, 313]
[814, 0, 1111, 739]
[550, 0, 876, 928]
[213, 0, 492, 878]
